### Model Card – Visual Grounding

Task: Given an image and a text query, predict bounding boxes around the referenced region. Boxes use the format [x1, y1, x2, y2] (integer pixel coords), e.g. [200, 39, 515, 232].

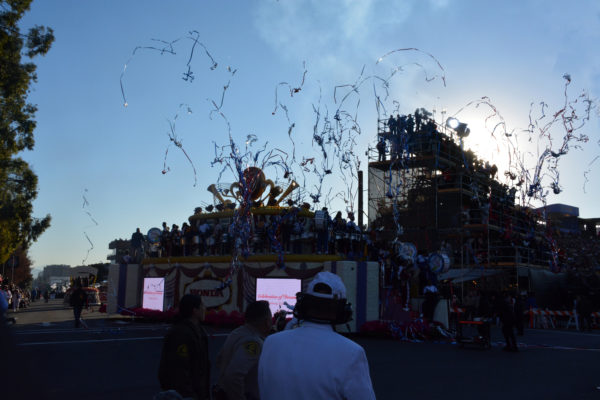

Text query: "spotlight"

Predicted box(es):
[446, 117, 470, 137]
[446, 117, 459, 129]
[456, 122, 470, 138]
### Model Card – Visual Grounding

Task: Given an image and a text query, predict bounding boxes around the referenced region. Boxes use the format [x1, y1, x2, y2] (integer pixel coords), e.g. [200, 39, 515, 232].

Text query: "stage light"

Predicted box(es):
[446, 117, 470, 137]
[446, 117, 459, 129]
[456, 122, 470, 138]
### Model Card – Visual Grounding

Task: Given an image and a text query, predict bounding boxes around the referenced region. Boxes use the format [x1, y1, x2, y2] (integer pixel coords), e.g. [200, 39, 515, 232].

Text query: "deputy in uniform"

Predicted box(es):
[258, 272, 376, 400]
[214, 300, 273, 400]
[157, 294, 211, 400]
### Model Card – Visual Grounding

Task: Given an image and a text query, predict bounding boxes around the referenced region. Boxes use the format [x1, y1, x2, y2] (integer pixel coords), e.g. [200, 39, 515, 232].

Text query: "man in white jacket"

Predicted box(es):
[258, 272, 376, 400]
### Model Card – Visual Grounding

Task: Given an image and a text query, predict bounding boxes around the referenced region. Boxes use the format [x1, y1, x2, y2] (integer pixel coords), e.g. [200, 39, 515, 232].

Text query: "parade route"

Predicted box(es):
[3, 300, 599, 399]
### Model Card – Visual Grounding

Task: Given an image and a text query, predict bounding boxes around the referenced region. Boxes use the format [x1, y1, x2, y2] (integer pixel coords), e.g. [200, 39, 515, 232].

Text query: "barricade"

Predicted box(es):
[450, 306, 598, 331]
[528, 308, 578, 330]
[448, 307, 465, 331]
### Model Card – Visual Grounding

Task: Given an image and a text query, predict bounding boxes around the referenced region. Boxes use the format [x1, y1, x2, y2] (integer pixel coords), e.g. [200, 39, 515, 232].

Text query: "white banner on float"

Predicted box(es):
[143, 277, 165, 311]
[256, 278, 301, 316]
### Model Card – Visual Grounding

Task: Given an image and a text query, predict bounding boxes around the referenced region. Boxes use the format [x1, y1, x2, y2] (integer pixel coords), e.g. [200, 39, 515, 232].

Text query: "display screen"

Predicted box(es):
[256, 278, 301, 316]
[142, 277, 165, 311]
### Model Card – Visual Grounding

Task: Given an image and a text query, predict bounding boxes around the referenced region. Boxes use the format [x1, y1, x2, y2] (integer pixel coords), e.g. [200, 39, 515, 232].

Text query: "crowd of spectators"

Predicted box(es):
[0, 285, 33, 315]
[376, 109, 439, 162]
[557, 232, 600, 271]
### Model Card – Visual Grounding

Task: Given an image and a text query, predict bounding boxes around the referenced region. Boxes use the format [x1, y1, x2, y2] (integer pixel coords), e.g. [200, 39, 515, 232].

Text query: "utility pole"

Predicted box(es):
[11, 254, 16, 284]
[358, 170, 364, 229]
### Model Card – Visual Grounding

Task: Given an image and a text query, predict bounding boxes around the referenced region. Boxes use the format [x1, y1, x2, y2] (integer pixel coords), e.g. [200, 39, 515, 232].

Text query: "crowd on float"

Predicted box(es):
[376, 109, 440, 162]
[129, 208, 379, 262]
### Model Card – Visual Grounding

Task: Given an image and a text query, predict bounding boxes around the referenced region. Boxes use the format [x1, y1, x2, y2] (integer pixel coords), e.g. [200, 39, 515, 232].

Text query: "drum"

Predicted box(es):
[147, 228, 162, 244]
[429, 252, 451, 274]
[314, 210, 326, 229]
[397, 242, 417, 263]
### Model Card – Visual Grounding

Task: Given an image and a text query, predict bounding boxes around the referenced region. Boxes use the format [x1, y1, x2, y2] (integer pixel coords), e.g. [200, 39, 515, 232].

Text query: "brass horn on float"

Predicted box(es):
[274, 180, 299, 206]
[258, 179, 275, 205]
[258, 179, 280, 206]
[265, 185, 284, 206]
[229, 182, 241, 201]
[207, 184, 227, 205]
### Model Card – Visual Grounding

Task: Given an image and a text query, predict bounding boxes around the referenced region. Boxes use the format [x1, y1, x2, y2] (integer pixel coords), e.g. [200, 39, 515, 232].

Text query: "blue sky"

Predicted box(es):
[18, 0, 600, 271]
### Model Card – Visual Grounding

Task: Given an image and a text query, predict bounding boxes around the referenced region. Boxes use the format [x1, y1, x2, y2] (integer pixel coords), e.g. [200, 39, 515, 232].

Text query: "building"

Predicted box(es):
[42, 264, 72, 287]
[538, 203, 580, 234]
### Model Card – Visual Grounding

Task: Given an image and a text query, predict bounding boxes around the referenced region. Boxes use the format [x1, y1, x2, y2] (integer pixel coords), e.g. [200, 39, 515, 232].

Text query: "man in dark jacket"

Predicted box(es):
[514, 293, 525, 336]
[158, 294, 210, 400]
[498, 292, 518, 352]
[70, 283, 87, 328]
[576, 294, 593, 332]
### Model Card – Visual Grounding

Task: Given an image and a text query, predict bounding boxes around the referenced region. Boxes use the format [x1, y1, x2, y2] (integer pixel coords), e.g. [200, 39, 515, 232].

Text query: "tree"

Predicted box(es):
[0, 0, 53, 263]
[6, 246, 32, 288]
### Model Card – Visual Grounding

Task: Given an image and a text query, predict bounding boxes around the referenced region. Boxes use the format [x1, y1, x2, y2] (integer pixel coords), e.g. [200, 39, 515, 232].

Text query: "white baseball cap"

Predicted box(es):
[307, 272, 347, 299]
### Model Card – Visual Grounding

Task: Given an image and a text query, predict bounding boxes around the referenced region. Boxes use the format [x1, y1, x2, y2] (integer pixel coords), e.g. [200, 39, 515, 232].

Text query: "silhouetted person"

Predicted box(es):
[406, 114, 415, 135]
[70, 284, 88, 328]
[422, 280, 439, 321]
[387, 115, 396, 135]
[158, 294, 210, 399]
[498, 293, 518, 351]
[131, 227, 145, 262]
[514, 293, 525, 336]
[577, 294, 593, 332]
[377, 137, 386, 162]
[414, 109, 422, 132]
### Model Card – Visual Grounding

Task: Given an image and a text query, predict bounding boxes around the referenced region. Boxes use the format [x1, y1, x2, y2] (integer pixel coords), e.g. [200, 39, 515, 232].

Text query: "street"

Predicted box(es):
[2, 300, 599, 399]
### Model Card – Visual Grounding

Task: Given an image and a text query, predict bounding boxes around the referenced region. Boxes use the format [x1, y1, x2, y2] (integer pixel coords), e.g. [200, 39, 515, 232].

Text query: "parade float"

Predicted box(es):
[63, 265, 101, 306]
[107, 168, 379, 332]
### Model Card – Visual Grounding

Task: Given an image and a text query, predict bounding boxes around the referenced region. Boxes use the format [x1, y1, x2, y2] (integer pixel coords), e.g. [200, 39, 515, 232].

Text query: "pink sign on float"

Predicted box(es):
[256, 278, 301, 316]
[143, 277, 165, 311]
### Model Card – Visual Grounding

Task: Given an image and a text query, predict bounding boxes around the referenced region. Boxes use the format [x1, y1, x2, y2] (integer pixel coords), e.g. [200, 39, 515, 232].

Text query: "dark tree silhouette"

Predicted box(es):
[0, 0, 54, 263]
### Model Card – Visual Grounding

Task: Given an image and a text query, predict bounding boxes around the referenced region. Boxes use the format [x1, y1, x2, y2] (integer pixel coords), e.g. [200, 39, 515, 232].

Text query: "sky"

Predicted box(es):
[16, 0, 600, 271]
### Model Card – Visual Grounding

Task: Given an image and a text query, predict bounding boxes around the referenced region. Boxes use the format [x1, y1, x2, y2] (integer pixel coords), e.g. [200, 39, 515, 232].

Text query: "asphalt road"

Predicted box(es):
[2, 300, 599, 399]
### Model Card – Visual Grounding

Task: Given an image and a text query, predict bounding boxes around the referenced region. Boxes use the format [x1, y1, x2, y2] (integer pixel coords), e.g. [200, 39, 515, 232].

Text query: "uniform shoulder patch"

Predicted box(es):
[176, 344, 189, 358]
[244, 341, 259, 356]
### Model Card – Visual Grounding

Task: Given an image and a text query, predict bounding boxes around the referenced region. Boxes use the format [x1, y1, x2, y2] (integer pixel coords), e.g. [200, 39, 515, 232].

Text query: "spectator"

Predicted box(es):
[12, 288, 21, 312]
